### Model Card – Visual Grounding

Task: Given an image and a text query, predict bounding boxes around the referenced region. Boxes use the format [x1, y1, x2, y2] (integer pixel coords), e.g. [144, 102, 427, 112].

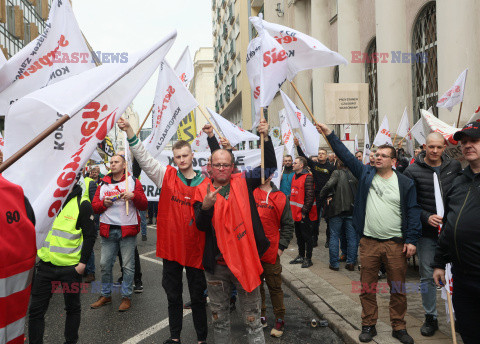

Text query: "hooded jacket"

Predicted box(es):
[403, 152, 462, 238]
[320, 168, 358, 219]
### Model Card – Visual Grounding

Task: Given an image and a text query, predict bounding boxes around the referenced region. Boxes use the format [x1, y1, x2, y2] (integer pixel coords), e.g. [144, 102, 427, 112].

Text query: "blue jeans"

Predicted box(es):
[329, 215, 357, 268]
[100, 229, 136, 298]
[417, 236, 437, 317]
[140, 210, 147, 236]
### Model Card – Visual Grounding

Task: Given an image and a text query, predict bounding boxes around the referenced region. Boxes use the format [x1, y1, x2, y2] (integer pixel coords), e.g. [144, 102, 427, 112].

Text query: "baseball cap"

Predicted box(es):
[453, 121, 480, 141]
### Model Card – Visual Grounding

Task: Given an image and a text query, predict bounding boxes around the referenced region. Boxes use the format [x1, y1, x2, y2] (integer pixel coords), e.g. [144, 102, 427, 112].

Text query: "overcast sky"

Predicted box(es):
[74, 0, 212, 128]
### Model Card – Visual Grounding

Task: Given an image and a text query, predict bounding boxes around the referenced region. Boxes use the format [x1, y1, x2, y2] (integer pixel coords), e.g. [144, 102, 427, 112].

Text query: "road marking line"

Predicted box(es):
[139, 250, 162, 265]
[122, 310, 192, 344]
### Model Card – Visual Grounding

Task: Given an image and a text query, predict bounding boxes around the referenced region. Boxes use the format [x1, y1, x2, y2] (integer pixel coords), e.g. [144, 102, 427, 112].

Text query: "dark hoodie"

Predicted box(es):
[403, 152, 462, 238]
[60, 184, 96, 264]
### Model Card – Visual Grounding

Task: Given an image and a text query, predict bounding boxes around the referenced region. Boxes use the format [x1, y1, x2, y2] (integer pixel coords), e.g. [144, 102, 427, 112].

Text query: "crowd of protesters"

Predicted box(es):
[3, 117, 480, 344]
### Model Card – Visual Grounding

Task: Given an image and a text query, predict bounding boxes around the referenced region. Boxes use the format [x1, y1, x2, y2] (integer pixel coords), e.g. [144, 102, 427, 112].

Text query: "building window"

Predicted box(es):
[333, 65, 339, 83]
[365, 38, 378, 141]
[412, 2, 437, 119]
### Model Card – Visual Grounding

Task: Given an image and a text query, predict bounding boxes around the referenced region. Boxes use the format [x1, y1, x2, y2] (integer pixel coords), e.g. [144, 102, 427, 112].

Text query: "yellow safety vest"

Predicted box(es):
[37, 195, 88, 266]
[83, 176, 94, 200]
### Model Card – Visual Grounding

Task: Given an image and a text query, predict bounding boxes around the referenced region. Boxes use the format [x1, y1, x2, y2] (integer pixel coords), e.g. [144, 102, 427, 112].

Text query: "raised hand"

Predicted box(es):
[293, 136, 299, 147]
[220, 137, 232, 149]
[315, 123, 332, 136]
[257, 118, 269, 141]
[117, 117, 135, 139]
[201, 184, 223, 210]
[202, 124, 214, 138]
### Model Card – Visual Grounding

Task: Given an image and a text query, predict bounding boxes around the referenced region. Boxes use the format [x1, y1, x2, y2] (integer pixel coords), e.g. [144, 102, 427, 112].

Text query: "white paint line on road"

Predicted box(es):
[139, 250, 162, 265]
[122, 309, 192, 344]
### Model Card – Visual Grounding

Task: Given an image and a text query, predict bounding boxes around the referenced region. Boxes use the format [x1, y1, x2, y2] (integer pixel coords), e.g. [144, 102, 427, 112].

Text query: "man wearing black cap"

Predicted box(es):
[433, 121, 480, 344]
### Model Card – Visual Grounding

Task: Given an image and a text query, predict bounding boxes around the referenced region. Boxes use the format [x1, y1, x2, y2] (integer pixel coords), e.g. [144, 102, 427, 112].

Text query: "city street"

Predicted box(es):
[24, 225, 344, 344]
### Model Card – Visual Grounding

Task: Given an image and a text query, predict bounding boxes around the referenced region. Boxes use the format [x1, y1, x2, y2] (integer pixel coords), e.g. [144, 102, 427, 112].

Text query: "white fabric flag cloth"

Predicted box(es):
[434, 173, 455, 322]
[467, 106, 480, 124]
[89, 149, 103, 163]
[373, 115, 392, 146]
[0, 0, 95, 116]
[0, 131, 3, 152]
[436, 68, 468, 111]
[0, 51, 6, 69]
[192, 130, 210, 152]
[140, 146, 285, 201]
[4, 32, 176, 247]
[208, 107, 259, 146]
[280, 90, 319, 156]
[362, 123, 371, 164]
[354, 135, 359, 153]
[250, 15, 347, 81]
[247, 17, 288, 129]
[396, 107, 410, 137]
[410, 118, 426, 145]
[143, 61, 198, 157]
[279, 109, 294, 156]
[174, 46, 194, 86]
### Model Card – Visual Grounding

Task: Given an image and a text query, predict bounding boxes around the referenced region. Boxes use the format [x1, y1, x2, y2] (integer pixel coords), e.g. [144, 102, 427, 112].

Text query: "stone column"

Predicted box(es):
[375, 0, 412, 132]
[337, 0, 362, 83]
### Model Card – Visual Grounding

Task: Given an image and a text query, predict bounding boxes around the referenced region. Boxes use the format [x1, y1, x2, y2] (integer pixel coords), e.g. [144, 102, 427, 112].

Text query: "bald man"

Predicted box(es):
[403, 132, 461, 337]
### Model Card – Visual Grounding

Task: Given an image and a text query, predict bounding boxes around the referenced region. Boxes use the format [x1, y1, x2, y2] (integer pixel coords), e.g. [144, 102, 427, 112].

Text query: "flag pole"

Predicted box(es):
[456, 101, 463, 128]
[289, 81, 333, 151]
[260, 107, 265, 184]
[396, 126, 414, 147]
[196, 106, 224, 138]
[392, 133, 398, 146]
[124, 157, 129, 215]
[0, 114, 71, 173]
[445, 288, 458, 344]
[136, 104, 154, 137]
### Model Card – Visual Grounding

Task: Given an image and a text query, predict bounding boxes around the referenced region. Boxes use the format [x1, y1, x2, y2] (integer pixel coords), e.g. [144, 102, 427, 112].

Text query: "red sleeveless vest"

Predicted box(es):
[0, 175, 36, 344]
[290, 173, 317, 222]
[194, 175, 263, 292]
[254, 188, 286, 264]
[156, 166, 208, 269]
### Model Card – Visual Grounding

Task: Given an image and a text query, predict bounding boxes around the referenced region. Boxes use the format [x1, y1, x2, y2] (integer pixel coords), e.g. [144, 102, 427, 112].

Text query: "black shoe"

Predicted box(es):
[329, 265, 339, 271]
[134, 283, 144, 293]
[301, 258, 313, 268]
[324, 242, 329, 248]
[142, 235, 147, 241]
[163, 339, 181, 344]
[184, 300, 192, 309]
[359, 325, 377, 342]
[312, 241, 318, 248]
[289, 256, 304, 264]
[392, 329, 414, 344]
[420, 315, 438, 337]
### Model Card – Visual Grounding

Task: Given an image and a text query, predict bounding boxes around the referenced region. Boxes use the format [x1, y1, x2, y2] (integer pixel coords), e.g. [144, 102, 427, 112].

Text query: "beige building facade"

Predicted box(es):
[212, 0, 480, 150]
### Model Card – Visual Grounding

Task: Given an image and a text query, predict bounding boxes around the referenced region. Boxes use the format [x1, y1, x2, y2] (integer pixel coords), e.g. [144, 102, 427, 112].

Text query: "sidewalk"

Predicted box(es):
[281, 222, 461, 344]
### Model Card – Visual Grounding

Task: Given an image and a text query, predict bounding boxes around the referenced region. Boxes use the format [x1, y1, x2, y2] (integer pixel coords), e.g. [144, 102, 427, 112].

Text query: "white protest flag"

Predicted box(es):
[279, 109, 294, 156]
[397, 107, 410, 137]
[0, 0, 95, 116]
[247, 16, 288, 128]
[280, 90, 319, 156]
[89, 149, 103, 163]
[410, 118, 426, 145]
[437, 68, 468, 111]
[467, 106, 480, 124]
[0, 51, 6, 69]
[191, 129, 218, 152]
[208, 107, 259, 146]
[354, 135, 359, 153]
[4, 32, 176, 247]
[373, 115, 392, 146]
[362, 123, 371, 164]
[174, 46, 194, 86]
[250, 16, 347, 81]
[143, 61, 198, 157]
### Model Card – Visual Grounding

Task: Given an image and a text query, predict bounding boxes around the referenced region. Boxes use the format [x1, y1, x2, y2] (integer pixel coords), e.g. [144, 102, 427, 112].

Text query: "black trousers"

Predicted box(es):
[295, 219, 313, 259]
[313, 194, 321, 242]
[162, 259, 208, 341]
[452, 273, 480, 344]
[148, 201, 158, 220]
[118, 245, 142, 284]
[29, 261, 82, 344]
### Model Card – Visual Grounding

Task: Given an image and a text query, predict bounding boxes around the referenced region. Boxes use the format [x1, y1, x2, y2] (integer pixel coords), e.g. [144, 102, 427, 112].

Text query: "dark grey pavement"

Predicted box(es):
[24, 225, 343, 344]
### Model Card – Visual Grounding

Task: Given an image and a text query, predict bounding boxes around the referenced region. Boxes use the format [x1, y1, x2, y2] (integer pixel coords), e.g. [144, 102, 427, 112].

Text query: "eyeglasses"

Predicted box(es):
[211, 163, 233, 169]
[375, 153, 393, 159]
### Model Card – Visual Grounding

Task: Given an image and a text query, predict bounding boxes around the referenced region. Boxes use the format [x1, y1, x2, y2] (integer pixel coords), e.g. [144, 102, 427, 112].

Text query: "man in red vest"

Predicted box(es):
[117, 118, 209, 344]
[289, 156, 317, 268]
[254, 175, 294, 337]
[0, 175, 36, 344]
[194, 118, 276, 344]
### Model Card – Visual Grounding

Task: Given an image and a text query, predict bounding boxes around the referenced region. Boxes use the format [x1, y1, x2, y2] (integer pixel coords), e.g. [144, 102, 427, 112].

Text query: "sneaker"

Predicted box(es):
[163, 339, 181, 344]
[420, 315, 438, 336]
[118, 297, 131, 312]
[270, 318, 284, 337]
[289, 256, 304, 264]
[90, 296, 112, 309]
[84, 273, 95, 283]
[261, 316, 267, 328]
[142, 235, 147, 241]
[184, 300, 192, 309]
[301, 258, 313, 268]
[134, 283, 144, 293]
[392, 329, 414, 344]
[339, 254, 347, 262]
[359, 325, 377, 342]
[329, 265, 339, 271]
[113, 277, 123, 287]
[345, 263, 355, 271]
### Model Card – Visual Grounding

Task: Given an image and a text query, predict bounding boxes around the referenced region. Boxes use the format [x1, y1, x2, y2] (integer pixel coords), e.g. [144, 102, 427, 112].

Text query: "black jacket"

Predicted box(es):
[319, 169, 358, 219]
[403, 152, 462, 238]
[194, 136, 277, 274]
[433, 166, 480, 277]
[296, 145, 335, 199]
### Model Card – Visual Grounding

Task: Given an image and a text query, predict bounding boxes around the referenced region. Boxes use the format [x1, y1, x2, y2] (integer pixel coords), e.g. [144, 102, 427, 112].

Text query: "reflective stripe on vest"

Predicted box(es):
[0, 269, 33, 298]
[37, 195, 86, 266]
[0, 316, 26, 344]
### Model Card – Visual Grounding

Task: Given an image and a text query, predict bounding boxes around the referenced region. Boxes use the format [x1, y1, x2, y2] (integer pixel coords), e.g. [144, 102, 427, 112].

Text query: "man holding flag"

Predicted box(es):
[433, 121, 480, 344]
[118, 118, 209, 344]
